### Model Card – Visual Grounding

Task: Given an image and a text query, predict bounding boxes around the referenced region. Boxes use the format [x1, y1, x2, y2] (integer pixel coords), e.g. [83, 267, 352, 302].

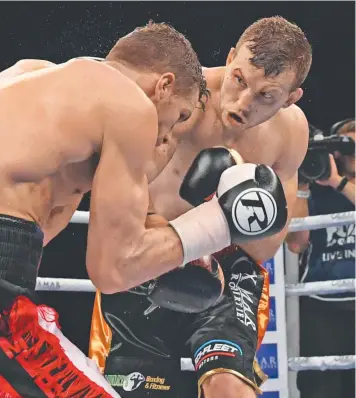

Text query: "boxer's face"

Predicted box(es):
[220, 43, 303, 132]
[156, 95, 196, 144]
[152, 73, 198, 143]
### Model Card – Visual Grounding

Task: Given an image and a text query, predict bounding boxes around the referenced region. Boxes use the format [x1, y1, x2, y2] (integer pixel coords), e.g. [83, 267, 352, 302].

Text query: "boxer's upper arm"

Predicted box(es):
[239, 109, 308, 262]
[275, 107, 309, 182]
[271, 108, 309, 244]
[87, 95, 158, 291]
[281, 172, 298, 220]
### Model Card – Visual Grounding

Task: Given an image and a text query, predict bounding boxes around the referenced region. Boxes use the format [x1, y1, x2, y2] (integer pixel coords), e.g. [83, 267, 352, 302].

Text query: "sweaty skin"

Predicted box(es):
[150, 66, 309, 263]
[0, 59, 194, 294]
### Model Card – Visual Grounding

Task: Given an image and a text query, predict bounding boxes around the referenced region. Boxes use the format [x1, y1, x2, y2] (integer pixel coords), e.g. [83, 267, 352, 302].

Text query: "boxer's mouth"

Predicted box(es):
[228, 112, 245, 125]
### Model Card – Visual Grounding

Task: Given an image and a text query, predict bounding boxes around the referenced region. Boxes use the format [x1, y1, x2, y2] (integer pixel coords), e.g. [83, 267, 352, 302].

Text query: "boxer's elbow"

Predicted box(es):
[89, 267, 128, 294]
[86, 232, 147, 293]
[86, 254, 129, 294]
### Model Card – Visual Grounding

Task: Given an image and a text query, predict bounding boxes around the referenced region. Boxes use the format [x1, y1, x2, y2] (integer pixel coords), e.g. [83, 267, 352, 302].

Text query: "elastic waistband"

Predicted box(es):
[0, 214, 43, 237]
[0, 214, 44, 290]
[215, 245, 258, 264]
[105, 355, 181, 374]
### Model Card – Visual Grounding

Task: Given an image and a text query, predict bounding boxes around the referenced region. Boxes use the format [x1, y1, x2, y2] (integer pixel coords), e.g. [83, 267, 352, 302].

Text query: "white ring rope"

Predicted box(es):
[70, 210, 356, 231]
[286, 279, 356, 296]
[180, 356, 356, 372]
[35, 277, 356, 296]
[36, 277, 96, 292]
[288, 211, 355, 232]
[287, 355, 356, 371]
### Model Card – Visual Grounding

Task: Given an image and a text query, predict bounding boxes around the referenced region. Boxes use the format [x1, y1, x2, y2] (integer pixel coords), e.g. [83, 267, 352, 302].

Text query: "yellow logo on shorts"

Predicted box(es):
[105, 373, 171, 391]
[144, 376, 171, 391]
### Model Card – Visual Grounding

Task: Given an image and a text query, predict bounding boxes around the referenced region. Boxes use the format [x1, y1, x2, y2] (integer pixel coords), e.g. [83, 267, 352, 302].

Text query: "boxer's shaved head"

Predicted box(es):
[107, 21, 209, 109]
[236, 16, 312, 90]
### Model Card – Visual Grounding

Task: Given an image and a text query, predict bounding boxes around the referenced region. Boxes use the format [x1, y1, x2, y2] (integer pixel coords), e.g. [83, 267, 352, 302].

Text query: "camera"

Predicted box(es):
[298, 121, 355, 184]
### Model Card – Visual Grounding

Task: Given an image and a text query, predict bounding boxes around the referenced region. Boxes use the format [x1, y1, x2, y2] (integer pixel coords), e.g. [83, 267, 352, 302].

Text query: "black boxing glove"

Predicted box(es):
[169, 159, 287, 265]
[180, 147, 241, 206]
[144, 256, 225, 313]
[217, 163, 287, 242]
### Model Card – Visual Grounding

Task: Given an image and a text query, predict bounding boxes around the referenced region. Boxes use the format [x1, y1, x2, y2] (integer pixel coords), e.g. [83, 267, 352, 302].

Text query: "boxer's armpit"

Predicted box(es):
[43, 194, 84, 246]
[146, 194, 168, 228]
[145, 213, 169, 229]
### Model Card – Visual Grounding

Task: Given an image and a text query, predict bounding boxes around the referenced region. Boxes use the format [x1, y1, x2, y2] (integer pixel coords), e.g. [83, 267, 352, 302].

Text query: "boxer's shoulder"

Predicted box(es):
[277, 105, 308, 153]
[279, 104, 307, 128]
[262, 104, 307, 133]
[51, 58, 157, 136]
[270, 104, 309, 178]
[0, 59, 55, 86]
[71, 58, 156, 120]
[7, 59, 55, 73]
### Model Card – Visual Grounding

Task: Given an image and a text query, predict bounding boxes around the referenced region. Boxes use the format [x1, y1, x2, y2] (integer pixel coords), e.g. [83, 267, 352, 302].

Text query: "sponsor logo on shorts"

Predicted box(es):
[229, 271, 258, 331]
[193, 339, 243, 370]
[105, 372, 171, 392]
[231, 188, 277, 236]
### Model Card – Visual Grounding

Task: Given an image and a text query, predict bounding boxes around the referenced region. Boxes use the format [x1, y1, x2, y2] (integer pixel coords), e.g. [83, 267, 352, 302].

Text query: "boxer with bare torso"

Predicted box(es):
[90, 17, 312, 398]
[0, 22, 290, 397]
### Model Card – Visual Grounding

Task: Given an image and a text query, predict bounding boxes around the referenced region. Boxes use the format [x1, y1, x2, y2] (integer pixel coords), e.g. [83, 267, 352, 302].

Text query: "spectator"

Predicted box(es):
[286, 119, 355, 398]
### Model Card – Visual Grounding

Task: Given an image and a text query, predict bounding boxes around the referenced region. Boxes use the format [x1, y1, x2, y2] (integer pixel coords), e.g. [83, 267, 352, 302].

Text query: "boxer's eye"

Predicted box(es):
[179, 110, 191, 123]
[261, 92, 272, 99]
[236, 76, 244, 85]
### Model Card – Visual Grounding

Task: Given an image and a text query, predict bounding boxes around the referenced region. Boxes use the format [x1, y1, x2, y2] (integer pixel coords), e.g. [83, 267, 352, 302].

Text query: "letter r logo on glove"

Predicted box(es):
[232, 188, 277, 235]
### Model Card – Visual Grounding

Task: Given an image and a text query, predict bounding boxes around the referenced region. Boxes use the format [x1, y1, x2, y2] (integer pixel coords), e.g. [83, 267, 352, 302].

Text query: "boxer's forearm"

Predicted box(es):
[239, 226, 289, 263]
[93, 226, 184, 294]
[285, 187, 310, 253]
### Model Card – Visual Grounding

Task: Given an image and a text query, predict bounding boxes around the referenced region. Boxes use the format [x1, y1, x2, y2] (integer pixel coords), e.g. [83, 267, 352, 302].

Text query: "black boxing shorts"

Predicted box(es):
[90, 247, 269, 397]
[0, 215, 119, 397]
[188, 247, 270, 395]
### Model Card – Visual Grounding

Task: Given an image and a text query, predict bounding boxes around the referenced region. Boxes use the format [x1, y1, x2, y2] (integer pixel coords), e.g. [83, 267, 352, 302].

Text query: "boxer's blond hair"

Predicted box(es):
[236, 16, 312, 90]
[107, 21, 209, 109]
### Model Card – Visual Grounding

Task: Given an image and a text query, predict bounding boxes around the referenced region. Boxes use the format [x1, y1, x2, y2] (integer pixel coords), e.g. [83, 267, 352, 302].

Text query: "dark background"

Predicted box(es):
[0, 1, 353, 353]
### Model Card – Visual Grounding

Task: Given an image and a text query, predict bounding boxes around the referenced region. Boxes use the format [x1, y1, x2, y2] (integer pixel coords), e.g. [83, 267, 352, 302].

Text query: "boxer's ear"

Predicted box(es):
[283, 87, 303, 108]
[226, 48, 236, 66]
[155, 72, 176, 101]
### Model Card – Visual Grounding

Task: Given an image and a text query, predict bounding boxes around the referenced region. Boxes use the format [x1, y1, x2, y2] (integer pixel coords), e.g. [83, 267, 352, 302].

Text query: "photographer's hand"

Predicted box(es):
[316, 154, 355, 204]
[316, 154, 342, 188]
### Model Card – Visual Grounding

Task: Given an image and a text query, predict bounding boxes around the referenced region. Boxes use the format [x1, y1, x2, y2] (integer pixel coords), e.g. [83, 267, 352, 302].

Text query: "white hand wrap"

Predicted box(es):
[169, 197, 231, 265]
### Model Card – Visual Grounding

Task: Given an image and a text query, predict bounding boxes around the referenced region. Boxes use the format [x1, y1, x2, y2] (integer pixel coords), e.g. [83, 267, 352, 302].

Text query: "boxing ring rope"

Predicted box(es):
[35, 277, 356, 296]
[70, 210, 356, 231]
[37, 210, 356, 373]
[179, 355, 356, 372]
[287, 355, 356, 371]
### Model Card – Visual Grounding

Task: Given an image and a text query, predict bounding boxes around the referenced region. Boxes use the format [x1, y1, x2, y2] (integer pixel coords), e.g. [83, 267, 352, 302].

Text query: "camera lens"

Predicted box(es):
[299, 151, 331, 182]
